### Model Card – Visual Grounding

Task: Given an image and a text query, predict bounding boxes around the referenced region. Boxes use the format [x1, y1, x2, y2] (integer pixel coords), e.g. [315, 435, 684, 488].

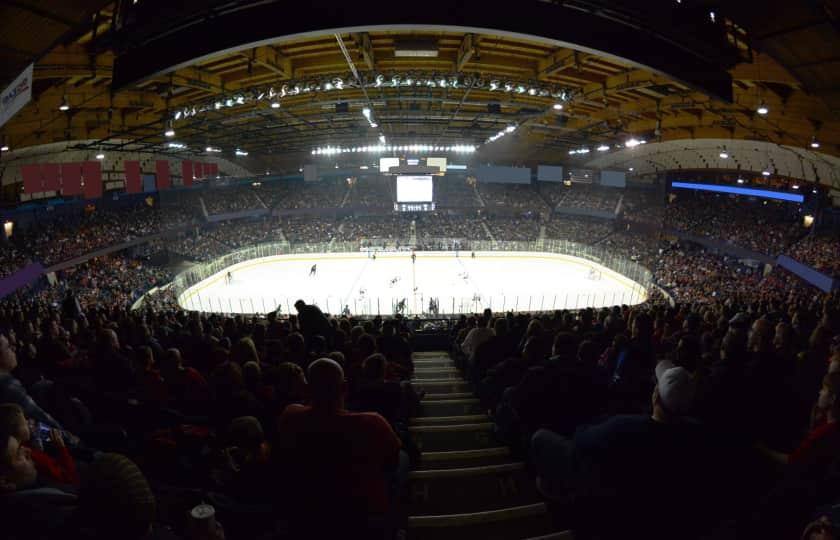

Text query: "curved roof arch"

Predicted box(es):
[583, 138, 840, 188]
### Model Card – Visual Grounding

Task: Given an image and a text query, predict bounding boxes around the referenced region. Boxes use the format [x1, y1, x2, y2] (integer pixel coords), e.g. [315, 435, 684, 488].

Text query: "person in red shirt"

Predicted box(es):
[0, 403, 77, 486]
[272, 357, 404, 539]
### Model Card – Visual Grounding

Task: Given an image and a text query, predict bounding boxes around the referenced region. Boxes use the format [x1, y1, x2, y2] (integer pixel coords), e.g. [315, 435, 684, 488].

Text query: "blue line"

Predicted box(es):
[671, 181, 804, 203]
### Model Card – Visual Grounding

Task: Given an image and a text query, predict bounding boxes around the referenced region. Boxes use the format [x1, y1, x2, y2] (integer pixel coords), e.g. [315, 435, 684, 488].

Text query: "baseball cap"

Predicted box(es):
[655, 362, 695, 417]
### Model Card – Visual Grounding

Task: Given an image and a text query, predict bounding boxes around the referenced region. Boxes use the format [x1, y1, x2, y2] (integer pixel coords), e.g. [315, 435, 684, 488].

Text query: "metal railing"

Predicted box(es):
[170, 238, 654, 316]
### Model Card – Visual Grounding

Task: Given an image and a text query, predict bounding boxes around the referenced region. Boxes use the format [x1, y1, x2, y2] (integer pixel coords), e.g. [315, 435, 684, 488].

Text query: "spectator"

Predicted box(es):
[272, 358, 404, 538]
[0, 334, 61, 428]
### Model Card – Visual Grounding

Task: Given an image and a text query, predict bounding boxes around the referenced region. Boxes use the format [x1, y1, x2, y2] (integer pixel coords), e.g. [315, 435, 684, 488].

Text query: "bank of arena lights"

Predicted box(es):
[311, 144, 477, 156]
[171, 71, 574, 122]
[568, 147, 591, 155]
[235, 149, 249, 156]
[167, 142, 187, 149]
[205, 146, 222, 153]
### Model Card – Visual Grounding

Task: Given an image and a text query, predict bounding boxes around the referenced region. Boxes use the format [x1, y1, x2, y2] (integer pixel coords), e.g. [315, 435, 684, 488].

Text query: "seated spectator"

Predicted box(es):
[532, 365, 704, 539]
[0, 429, 77, 539]
[76, 453, 177, 540]
[159, 348, 209, 415]
[0, 334, 61, 428]
[0, 404, 77, 487]
[272, 358, 404, 538]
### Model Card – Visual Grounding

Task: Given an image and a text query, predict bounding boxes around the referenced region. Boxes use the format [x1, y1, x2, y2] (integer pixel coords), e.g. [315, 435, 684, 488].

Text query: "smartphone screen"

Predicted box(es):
[38, 423, 52, 442]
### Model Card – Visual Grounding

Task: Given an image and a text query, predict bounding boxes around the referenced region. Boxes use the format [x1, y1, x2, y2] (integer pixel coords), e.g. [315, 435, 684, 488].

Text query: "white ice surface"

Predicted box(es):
[178, 251, 647, 315]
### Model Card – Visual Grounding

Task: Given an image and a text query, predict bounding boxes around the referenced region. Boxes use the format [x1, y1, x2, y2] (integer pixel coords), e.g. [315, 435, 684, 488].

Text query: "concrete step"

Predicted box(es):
[414, 367, 458, 374]
[409, 422, 497, 452]
[419, 397, 482, 417]
[407, 503, 555, 540]
[523, 532, 575, 540]
[417, 447, 512, 470]
[410, 414, 489, 425]
[408, 463, 542, 516]
[413, 380, 471, 394]
[422, 392, 475, 400]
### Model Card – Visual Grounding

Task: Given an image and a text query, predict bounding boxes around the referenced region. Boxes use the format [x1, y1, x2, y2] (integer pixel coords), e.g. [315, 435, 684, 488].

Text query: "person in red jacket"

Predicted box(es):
[0, 403, 77, 486]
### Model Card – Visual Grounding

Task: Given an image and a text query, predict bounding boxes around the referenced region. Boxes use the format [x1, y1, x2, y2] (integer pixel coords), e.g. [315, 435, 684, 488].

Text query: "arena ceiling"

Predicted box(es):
[0, 0, 838, 179]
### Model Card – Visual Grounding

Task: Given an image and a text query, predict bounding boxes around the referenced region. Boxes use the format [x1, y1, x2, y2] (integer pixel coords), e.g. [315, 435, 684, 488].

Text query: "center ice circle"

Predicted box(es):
[176, 250, 649, 316]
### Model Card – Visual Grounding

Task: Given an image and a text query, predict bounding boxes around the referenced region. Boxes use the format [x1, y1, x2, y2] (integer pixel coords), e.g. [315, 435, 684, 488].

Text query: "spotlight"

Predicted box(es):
[719, 151, 728, 159]
[324, 82, 334, 91]
[0, 145, 8, 152]
[762, 170, 771, 176]
[59, 96, 69, 111]
[515, 85, 526, 94]
[625, 138, 641, 148]
[271, 102, 280, 109]
[553, 103, 563, 110]
[362, 107, 371, 119]
[505, 125, 516, 133]
[628, 167, 634, 171]
[810, 137, 820, 149]
[370, 122, 378, 128]
[391, 76, 401, 86]
[504, 82, 513, 92]
[375, 75, 384, 87]
[333, 78, 344, 90]
[737, 178, 745, 184]
[489, 80, 499, 91]
[527, 87, 537, 96]
[235, 149, 248, 156]
[164, 121, 175, 138]
[379, 135, 386, 144]
[95, 152, 105, 160]
[597, 145, 610, 152]
[756, 102, 769, 115]
[792, 184, 800, 190]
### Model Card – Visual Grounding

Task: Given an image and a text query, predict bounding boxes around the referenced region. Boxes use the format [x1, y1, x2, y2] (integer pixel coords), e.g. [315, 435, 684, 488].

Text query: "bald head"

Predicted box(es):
[307, 358, 345, 408]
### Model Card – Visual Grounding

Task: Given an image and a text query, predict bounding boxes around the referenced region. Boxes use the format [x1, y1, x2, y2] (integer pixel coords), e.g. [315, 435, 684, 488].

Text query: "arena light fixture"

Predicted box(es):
[270, 102, 280, 109]
[792, 184, 800, 190]
[737, 178, 745, 184]
[628, 167, 634, 171]
[597, 144, 610, 152]
[762, 170, 771, 176]
[95, 152, 105, 160]
[719, 151, 728, 159]
[756, 102, 769, 115]
[379, 135, 386, 144]
[164, 121, 175, 137]
[0, 145, 8, 152]
[205, 146, 221, 153]
[59, 96, 70, 111]
[810, 137, 820, 149]
[235, 149, 248, 156]
[375, 74, 384, 87]
[362, 107, 371, 119]
[167, 142, 186, 149]
[370, 122, 378, 128]
[625, 138, 641, 148]
[505, 125, 517, 133]
[553, 103, 564, 110]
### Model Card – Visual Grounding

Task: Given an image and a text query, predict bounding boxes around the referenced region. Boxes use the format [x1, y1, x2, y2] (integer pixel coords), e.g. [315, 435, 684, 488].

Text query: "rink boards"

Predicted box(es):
[176, 250, 649, 315]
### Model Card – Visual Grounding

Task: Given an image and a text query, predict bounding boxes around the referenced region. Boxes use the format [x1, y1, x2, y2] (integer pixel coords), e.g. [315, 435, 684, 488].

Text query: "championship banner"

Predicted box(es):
[0, 64, 33, 128]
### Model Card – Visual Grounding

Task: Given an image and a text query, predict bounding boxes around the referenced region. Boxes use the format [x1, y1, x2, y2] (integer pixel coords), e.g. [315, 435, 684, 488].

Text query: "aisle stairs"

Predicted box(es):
[406, 352, 572, 540]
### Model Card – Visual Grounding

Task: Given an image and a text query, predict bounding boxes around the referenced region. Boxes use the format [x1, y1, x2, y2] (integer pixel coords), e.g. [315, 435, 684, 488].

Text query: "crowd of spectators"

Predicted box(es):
[486, 216, 541, 242]
[434, 178, 481, 208]
[543, 216, 614, 245]
[478, 183, 549, 211]
[0, 279, 422, 538]
[664, 191, 803, 256]
[257, 180, 347, 210]
[346, 176, 394, 207]
[201, 186, 264, 215]
[415, 214, 490, 241]
[451, 283, 840, 539]
[621, 187, 665, 225]
[278, 216, 339, 244]
[338, 216, 412, 243]
[787, 234, 840, 277]
[547, 184, 622, 213]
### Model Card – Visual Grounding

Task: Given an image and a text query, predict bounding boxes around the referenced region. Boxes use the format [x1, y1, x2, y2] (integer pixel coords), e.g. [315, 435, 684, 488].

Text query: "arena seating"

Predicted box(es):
[1, 179, 839, 540]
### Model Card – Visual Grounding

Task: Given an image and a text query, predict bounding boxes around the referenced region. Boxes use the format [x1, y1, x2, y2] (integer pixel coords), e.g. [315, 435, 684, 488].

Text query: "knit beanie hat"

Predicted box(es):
[81, 453, 156, 539]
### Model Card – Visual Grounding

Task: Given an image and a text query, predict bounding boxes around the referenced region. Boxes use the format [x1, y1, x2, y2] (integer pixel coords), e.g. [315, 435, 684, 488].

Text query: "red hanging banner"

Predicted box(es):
[181, 160, 193, 187]
[193, 162, 203, 179]
[41, 163, 61, 192]
[82, 161, 103, 199]
[206, 162, 218, 177]
[61, 163, 82, 196]
[22, 164, 42, 194]
[155, 160, 170, 190]
[124, 160, 142, 193]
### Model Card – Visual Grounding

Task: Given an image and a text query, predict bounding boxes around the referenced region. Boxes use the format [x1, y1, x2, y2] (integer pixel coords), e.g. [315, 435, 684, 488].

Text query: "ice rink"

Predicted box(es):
[177, 251, 648, 316]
